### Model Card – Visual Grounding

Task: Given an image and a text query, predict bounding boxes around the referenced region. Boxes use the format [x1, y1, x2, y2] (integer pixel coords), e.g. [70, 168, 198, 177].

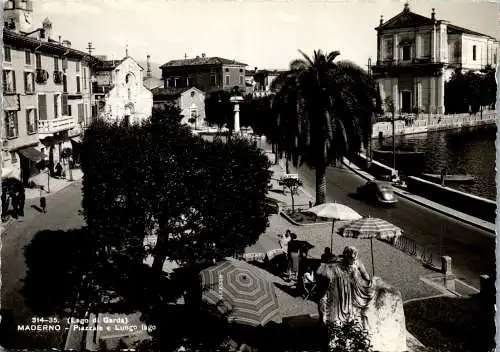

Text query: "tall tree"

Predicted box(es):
[272, 50, 379, 204]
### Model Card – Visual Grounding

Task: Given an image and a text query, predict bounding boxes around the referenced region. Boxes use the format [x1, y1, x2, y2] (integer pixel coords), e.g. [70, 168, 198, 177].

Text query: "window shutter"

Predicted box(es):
[26, 109, 30, 133]
[38, 95, 47, 120]
[62, 94, 68, 115]
[12, 71, 16, 92]
[34, 109, 38, 132]
[77, 77, 81, 92]
[14, 112, 18, 136]
[54, 95, 58, 118]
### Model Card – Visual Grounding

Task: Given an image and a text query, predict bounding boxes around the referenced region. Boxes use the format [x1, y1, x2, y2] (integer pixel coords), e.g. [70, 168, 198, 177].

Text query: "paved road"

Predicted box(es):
[1, 181, 84, 348]
[294, 163, 494, 289]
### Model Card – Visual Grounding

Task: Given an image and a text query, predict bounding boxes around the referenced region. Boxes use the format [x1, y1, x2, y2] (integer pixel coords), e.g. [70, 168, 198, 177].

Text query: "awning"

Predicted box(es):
[70, 136, 83, 144]
[18, 147, 46, 163]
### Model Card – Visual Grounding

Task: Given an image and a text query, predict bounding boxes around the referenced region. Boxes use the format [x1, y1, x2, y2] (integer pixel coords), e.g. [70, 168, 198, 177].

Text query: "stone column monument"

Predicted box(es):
[230, 96, 244, 133]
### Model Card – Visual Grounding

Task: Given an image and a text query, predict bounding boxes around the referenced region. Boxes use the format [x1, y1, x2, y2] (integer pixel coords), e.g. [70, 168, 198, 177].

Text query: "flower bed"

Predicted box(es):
[283, 208, 331, 224]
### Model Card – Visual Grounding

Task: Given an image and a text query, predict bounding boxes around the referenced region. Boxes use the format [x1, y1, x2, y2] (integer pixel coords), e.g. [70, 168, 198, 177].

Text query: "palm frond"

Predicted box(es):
[298, 49, 314, 67]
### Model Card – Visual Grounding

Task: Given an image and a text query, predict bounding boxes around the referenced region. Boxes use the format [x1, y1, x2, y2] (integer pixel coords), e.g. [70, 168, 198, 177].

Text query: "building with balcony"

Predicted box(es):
[93, 56, 153, 125]
[152, 86, 206, 129]
[373, 3, 498, 115]
[160, 54, 247, 94]
[2, 1, 101, 184]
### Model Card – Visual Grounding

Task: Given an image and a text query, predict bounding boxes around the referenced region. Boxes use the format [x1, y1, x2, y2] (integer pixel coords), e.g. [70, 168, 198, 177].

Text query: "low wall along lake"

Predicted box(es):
[375, 125, 496, 201]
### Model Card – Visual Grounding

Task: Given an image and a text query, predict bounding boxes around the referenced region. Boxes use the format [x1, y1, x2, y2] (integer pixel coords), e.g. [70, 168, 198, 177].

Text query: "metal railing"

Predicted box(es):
[387, 235, 440, 268]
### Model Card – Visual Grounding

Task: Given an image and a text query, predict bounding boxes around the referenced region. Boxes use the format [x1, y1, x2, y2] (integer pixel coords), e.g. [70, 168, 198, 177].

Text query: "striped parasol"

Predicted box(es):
[340, 217, 403, 275]
[199, 258, 282, 327]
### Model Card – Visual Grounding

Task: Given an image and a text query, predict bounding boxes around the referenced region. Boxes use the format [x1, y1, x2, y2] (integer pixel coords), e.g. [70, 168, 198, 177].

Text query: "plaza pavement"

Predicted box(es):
[261, 157, 445, 304]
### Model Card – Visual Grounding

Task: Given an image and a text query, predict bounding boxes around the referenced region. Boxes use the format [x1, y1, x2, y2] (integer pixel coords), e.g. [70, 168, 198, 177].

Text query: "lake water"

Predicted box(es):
[379, 125, 497, 200]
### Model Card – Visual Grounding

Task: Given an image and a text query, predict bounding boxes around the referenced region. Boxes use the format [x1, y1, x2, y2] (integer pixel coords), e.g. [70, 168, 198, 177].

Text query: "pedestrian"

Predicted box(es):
[55, 162, 63, 178]
[18, 186, 25, 217]
[40, 196, 47, 213]
[279, 229, 291, 254]
[440, 167, 447, 187]
[287, 233, 300, 281]
[11, 191, 19, 219]
[321, 247, 334, 263]
[309, 201, 313, 208]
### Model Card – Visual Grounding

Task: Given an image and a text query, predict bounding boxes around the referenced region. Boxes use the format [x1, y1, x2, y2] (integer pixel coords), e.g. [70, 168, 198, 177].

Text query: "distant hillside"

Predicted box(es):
[137, 60, 162, 79]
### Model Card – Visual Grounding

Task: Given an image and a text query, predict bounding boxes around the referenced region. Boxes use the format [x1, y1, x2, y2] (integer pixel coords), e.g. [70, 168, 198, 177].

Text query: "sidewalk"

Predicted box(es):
[25, 169, 83, 200]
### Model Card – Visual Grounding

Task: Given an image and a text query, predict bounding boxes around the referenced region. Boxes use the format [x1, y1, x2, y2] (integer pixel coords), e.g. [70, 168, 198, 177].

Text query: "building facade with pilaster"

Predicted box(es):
[2, 0, 100, 184]
[373, 3, 498, 115]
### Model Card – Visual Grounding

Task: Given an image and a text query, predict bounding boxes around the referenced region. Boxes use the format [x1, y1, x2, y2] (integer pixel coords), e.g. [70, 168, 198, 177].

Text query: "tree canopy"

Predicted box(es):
[270, 49, 380, 204]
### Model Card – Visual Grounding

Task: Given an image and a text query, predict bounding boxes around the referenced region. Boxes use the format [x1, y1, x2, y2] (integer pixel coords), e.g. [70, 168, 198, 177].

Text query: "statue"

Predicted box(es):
[316, 246, 407, 351]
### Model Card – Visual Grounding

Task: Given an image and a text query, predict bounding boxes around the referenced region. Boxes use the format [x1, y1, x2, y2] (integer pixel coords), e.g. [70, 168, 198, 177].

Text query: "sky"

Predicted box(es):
[31, 0, 498, 75]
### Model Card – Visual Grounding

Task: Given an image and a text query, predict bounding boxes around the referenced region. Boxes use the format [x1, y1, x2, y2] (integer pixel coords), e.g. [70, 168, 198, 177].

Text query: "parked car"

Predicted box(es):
[356, 180, 398, 206]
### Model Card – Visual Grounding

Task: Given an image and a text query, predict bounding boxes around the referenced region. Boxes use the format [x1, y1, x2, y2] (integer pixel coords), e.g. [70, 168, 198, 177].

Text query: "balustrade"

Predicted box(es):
[38, 116, 76, 134]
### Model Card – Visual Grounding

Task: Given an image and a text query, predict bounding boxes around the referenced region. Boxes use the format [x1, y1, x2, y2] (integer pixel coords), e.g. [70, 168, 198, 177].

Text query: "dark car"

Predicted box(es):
[356, 180, 398, 206]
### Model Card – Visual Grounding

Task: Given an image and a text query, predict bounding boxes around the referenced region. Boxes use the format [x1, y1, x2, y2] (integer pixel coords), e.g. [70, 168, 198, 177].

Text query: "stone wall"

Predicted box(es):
[405, 176, 496, 223]
[372, 111, 496, 138]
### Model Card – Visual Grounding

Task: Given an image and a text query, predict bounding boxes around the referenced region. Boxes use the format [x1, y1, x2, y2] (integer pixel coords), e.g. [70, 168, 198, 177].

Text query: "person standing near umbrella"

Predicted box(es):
[287, 233, 300, 281]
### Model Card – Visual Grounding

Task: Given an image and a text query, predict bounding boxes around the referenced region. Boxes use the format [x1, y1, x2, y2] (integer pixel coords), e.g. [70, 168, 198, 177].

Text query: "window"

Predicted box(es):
[62, 94, 68, 115]
[5, 111, 18, 138]
[78, 103, 84, 123]
[472, 45, 477, 61]
[76, 61, 80, 72]
[62, 57, 68, 70]
[384, 39, 393, 60]
[190, 91, 195, 97]
[54, 57, 59, 71]
[68, 105, 72, 116]
[76, 76, 81, 93]
[83, 68, 87, 89]
[24, 71, 35, 94]
[210, 74, 217, 86]
[402, 45, 411, 61]
[63, 74, 67, 93]
[225, 68, 229, 72]
[225, 75, 230, 85]
[35, 53, 41, 68]
[494, 53, 497, 64]
[25, 50, 31, 65]
[240, 75, 244, 85]
[54, 94, 59, 118]
[38, 95, 47, 120]
[3, 70, 16, 93]
[239, 69, 243, 73]
[26, 108, 37, 134]
[4, 47, 11, 62]
[10, 152, 17, 164]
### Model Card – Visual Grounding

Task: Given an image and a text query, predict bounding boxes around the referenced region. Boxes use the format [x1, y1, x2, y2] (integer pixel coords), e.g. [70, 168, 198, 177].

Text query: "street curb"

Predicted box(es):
[342, 159, 495, 235]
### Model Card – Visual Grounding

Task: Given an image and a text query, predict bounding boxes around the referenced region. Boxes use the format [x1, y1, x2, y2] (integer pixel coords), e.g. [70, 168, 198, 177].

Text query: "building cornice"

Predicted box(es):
[3, 30, 103, 66]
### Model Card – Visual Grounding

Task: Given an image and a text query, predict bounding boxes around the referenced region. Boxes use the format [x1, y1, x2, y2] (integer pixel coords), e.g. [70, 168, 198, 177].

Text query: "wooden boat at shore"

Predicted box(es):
[421, 173, 477, 184]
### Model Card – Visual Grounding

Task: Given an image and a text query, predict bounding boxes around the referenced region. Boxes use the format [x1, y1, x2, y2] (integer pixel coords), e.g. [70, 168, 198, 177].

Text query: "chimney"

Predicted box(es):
[42, 18, 52, 40]
[380, 15, 384, 26]
[403, 2, 409, 13]
[196, 55, 200, 59]
[146, 54, 152, 78]
[431, 8, 436, 20]
[58, 35, 62, 44]
[201, 53, 206, 58]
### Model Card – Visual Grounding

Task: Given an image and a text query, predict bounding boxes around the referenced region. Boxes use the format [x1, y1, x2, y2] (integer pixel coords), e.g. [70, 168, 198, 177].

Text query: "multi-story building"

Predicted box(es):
[160, 54, 247, 94]
[92, 56, 153, 125]
[2, 0, 100, 184]
[373, 3, 498, 115]
[151, 86, 206, 129]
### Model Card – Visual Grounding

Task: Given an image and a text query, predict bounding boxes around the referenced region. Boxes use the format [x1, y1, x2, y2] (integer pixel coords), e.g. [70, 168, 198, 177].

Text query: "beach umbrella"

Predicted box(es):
[199, 258, 282, 327]
[305, 203, 363, 250]
[339, 217, 403, 275]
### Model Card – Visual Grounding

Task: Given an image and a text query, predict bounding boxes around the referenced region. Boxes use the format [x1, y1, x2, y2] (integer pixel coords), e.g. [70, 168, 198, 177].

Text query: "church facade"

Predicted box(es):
[93, 57, 153, 125]
[373, 3, 498, 115]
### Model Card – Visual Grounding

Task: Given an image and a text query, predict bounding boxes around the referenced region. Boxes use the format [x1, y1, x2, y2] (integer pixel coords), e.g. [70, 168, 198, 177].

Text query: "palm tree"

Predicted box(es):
[272, 50, 380, 205]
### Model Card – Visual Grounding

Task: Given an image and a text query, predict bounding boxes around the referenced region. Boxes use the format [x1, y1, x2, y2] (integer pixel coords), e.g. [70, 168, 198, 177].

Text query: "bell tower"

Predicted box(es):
[3, 0, 34, 33]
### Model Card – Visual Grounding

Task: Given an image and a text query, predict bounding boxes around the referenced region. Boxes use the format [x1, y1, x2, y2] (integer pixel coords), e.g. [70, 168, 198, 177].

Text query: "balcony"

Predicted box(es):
[38, 116, 76, 135]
